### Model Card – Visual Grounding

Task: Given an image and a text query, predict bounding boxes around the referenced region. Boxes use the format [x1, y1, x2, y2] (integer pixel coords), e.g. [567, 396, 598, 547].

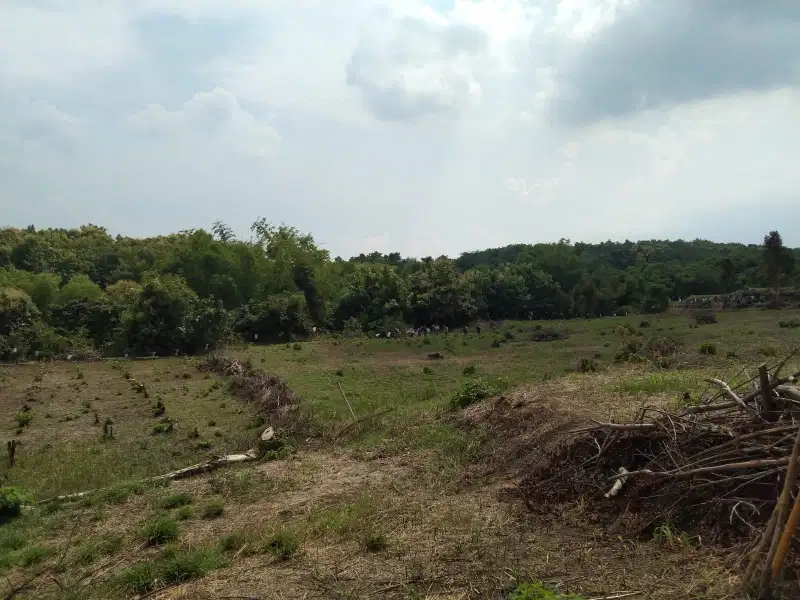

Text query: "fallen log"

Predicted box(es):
[37, 449, 260, 505]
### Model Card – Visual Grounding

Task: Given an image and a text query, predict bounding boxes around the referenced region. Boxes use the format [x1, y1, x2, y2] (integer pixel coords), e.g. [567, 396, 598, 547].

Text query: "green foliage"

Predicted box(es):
[449, 378, 506, 410]
[699, 343, 717, 355]
[263, 529, 300, 560]
[508, 580, 585, 600]
[160, 492, 193, 510]
[1, 222, 798, 362]
[201, 500, 225, 519]
[120, 546, 226, 593]
[0, 486, 31, 522]
[139, 516, 180, 545]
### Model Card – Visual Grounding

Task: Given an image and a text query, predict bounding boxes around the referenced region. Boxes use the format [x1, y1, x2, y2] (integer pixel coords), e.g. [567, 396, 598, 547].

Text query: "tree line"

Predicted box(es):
[0, 220, 796, 359]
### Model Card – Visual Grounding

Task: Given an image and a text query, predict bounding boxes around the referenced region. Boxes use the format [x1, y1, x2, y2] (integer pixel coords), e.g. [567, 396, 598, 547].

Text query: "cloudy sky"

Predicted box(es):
[1, 1, 799, 258]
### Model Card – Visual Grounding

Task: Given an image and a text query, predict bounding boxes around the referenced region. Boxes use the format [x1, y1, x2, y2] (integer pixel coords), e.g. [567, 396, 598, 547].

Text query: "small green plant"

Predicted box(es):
[576, 357, 598, 373]
[449, 378, 505, 410]
[201, 500, 225, 519]
[292, 343, 302, 350]
[760, 345, 778, 357]
[462, 365, 476, 376]
[639, 320, 651, 328]
[509, 580, 585, 599]
[14, 410, 32, 428]
[778, 318, 800, 329]
[175, 505, 194, 521]
[698, 343, 717, 355]
[364, 531, 389, 552]
[263, 529, 300, 561]
[160, 492, 193, 510]
[422, 366, 433, 374]
[139, 516, 180, 546]
[218, 530, 258, 555]
[0, 486, 30, 522]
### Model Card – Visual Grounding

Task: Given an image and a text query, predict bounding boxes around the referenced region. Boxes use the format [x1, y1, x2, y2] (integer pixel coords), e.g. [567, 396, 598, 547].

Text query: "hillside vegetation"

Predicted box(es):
[0, 221, 796, 360]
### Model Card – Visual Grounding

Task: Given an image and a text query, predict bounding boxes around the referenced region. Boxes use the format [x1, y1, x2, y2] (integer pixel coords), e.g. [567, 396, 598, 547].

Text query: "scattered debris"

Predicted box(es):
[519, 356, 800, 598]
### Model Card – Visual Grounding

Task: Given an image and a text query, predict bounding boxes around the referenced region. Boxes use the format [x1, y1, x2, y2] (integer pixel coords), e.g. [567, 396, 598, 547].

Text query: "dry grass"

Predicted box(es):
[4, 309, 800, 599]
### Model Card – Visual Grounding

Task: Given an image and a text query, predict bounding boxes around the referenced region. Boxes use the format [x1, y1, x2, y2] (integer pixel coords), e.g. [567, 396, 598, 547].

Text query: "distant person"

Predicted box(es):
[476, 324, 482, 335]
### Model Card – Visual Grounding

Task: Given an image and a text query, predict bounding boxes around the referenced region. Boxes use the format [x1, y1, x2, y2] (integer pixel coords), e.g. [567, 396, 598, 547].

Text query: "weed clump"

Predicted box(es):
[263, 529, 300, 561]
[509, 580, 585, 600]
[778, 318, 800, 329]
[576, 357, 599, 373]
[693, 310, 718, 325]
[160, 492, 192, 510]
[139, 516, 179, 546]
[699, 343, 717, 355]
[201, 500, 225, 519]
[449, 378, 506, 410]
[364, 531, 389, 552]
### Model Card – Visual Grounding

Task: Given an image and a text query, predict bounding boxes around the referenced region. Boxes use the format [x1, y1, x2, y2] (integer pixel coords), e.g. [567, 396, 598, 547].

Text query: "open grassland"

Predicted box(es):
[1, 308, 800, 599]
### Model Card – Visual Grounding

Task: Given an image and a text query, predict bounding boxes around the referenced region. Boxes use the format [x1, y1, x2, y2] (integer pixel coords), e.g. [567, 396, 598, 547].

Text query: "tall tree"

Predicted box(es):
[763, 231, 795, 306]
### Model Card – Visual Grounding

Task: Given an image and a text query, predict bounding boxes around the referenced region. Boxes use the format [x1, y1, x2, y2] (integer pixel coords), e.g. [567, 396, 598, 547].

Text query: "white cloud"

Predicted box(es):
[0, 2, 138, 87]
[128, 87, 280, 158]
[1, 0, 800, 256]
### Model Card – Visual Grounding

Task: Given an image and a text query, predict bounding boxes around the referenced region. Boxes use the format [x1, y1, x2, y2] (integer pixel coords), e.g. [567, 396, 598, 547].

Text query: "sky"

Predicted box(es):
[1, 0, 799, 259]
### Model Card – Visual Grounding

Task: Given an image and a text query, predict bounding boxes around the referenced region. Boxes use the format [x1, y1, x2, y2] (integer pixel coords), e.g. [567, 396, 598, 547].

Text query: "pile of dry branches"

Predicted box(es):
[197, 352, 298, 415]
[521, 355, 800, 596]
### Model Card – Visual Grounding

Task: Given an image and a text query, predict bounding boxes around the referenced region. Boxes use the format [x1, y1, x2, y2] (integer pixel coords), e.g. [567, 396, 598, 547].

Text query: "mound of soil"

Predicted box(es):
[458, 374, 644, 480]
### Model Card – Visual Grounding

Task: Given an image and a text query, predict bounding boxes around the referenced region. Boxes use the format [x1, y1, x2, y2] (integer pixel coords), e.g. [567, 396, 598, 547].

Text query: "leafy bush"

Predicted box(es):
[0, 486, 31, 522]
[462, 365, 476, 376]
[449, 378, 506, 410]
[779, 318, 800, 329]
[576, 357, 598, 373]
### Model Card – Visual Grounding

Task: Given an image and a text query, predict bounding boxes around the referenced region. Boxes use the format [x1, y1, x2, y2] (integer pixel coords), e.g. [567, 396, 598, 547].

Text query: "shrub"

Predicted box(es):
[364, 531, 389, 552]
[576, 357, 598, 373]
[778, 318, 800, 329]
[14, 410, 32, 428]
[699, 343, 717, 355]
[449, 378, 506, 410]
[160, 492, 192, 510]
[0, 486, 30, 522]
[263, 529, 300, 561]
[509, 580, 585, 600]
[693, 311, 718, 325]
[201, 500, 225, 519]
[639, 320, 651, 328]
[462, 365, 476, 376]
[139, 517, 179, 546]
[422, 366, 433, 374]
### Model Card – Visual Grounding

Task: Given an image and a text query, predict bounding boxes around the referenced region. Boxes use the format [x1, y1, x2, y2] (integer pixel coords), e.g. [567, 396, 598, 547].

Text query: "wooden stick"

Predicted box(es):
[759, 364, 775, 420]
[337, 382, 357, 420]
[608, 457, 793, 482]
[771, 482, 800, 580]
[742, 505, 779, 591]
[759, 423, 800, 590]
[704, 378, 759, 415]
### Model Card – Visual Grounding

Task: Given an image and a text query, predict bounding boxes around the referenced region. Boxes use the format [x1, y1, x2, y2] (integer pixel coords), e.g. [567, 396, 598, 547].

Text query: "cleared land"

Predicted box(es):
[2, 309, 800, 599]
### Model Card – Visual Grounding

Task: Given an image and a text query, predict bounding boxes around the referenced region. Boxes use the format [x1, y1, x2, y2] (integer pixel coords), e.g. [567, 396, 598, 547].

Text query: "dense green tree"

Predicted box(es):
[0, 220, 798, 360]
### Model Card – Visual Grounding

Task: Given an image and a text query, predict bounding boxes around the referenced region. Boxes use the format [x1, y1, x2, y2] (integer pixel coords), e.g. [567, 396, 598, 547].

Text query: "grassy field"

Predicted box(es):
[1, 308, 799, 599]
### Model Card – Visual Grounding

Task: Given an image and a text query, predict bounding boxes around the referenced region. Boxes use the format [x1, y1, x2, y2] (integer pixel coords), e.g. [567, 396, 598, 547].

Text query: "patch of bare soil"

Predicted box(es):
[144, 450, 736, 600]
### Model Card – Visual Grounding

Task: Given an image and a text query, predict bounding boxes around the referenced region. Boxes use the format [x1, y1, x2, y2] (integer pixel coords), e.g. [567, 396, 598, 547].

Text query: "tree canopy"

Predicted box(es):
[0, 221, 796, 358]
